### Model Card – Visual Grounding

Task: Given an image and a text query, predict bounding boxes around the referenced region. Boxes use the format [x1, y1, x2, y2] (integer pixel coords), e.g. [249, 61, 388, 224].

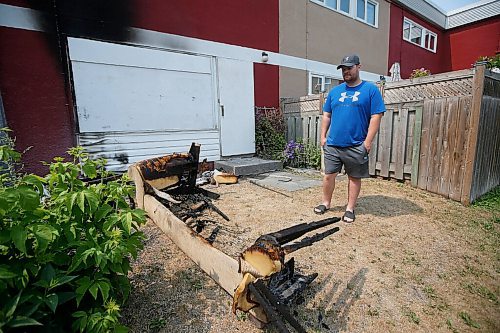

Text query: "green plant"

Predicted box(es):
[477, 54, 500, 70]
[282, 139, 322, 170]
[409, 67, 431, 79]
[404, 309, 420, 325]
[473, 186, 500, 212]
[0, 130, 146, 332]
[255, 108, 286, 161]
[459, 311, 480, 328]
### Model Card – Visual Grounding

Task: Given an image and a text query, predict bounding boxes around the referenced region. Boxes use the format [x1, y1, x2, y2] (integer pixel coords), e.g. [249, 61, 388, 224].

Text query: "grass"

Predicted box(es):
[472, 186, 500, 211]
[464, 282, 498, 304]
[403, 308, 420, 325]
[459, 311, 481, 329]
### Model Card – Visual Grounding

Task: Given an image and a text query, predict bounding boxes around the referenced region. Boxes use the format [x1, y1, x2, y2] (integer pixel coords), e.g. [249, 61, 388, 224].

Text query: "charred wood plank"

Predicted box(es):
[248, 283, 291, 333]
[283, 227, 340, 254]
[204, 199, 230, 221]
[267, 217, 341, 245]
[206, 226, 221, 244]
[253, 280, 307, 333]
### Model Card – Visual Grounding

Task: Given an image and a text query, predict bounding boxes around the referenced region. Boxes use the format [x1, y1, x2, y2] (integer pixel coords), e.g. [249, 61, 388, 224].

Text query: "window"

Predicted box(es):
[309, 74, 339, 94]
[311, 0, 378, 28]
[355, 0, 377, 26]
[403, 17, 437, 52]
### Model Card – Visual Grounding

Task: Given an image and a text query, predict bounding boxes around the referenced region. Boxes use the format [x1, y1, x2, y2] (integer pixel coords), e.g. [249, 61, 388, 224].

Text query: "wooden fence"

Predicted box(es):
[281, 64, 499, 204]
[281, 94, 324, 145]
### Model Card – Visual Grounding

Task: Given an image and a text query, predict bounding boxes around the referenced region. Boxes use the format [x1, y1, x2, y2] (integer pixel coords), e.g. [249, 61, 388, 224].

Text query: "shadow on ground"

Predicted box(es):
[296, 268, 368, 332]
[331, 195, 423, 218]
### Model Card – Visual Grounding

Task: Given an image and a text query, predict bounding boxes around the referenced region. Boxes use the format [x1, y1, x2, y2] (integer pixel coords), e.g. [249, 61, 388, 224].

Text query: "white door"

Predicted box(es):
[218, 58, 255, 156]
[68, 38, 220, 171]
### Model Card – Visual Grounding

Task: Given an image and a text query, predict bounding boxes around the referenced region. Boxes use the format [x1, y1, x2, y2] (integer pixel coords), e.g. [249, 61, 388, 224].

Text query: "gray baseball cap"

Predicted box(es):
[337, 54, 360, 69]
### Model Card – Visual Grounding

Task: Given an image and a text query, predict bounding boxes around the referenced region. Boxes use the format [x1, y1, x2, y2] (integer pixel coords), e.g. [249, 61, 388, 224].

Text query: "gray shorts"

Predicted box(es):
[323, 144, 370, 178]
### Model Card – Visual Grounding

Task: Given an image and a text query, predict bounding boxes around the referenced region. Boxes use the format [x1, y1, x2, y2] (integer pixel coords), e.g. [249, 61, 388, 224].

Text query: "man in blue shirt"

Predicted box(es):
[314, 54, 385, 223]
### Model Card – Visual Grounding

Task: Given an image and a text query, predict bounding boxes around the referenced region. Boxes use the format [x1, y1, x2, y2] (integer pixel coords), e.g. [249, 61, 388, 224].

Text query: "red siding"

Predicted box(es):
[0, 27, 74, 175]
[447, 18, 500, 71]
[388, 4, 450, 78]
[254, 64, 279, 108]
[132, 0, 279, 52]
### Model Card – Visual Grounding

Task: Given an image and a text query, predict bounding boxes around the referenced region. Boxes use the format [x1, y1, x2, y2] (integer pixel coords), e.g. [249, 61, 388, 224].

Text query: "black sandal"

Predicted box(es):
[314, 204, 329, 215]
[342, 210, 355, 223]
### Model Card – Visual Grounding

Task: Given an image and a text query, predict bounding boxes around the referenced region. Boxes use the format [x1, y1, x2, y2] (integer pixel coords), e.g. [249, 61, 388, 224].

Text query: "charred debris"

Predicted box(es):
[134, 143, 341, 332]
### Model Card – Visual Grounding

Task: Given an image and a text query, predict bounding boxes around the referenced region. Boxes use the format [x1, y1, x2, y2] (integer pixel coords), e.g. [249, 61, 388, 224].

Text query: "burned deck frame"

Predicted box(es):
[128, 145, 340, 331]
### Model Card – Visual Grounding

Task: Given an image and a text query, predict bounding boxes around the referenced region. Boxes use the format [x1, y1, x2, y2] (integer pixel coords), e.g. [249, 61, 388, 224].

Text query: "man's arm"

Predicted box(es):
[320, 112, 332, 147]
[364, 113, 383, 153]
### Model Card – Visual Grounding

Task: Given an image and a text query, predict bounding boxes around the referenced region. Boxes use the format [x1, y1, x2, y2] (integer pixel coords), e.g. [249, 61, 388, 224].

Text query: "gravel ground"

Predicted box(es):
[121, 172, 499, 333]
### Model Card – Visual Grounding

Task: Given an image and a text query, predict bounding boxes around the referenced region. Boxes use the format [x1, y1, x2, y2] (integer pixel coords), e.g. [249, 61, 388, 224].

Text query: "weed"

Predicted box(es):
[382, 251, 392, 258]
[368, 307, 380, 317]
[236, 311, 248, 321]
[464, 283, 498, 304]
[423, 285, 438, 299]
[447, 319, 459, 333]
[149, 317, 167, 331]
[403, 308, 420, 325]
[472, 186, 500, 212]
[459, 311, 480, 328]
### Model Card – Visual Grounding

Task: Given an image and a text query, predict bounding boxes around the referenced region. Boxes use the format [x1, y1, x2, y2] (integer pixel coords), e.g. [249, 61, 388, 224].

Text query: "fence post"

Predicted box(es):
[460, 63, 486, 205]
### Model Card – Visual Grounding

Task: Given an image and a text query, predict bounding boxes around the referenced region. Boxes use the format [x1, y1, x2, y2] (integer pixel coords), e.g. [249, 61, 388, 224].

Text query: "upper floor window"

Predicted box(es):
[312, 0, 378, 28]
[403, 17, 437, 52]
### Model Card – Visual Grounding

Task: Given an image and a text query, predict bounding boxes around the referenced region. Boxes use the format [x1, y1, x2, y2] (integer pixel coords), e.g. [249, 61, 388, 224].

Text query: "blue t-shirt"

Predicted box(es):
[323, 81, 385, 147]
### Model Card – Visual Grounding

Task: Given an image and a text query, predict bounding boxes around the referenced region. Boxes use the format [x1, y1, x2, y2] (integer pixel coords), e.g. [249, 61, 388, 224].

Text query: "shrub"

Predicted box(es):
[477, 54, 500, 70]
[255, 108, 286, 160]
[409, 68, 431, 79]
[0, 130, 146, 332]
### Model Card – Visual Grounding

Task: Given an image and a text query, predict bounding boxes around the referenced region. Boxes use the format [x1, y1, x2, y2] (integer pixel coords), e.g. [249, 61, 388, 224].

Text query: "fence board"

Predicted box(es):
[411, 106, 423, 187]
[369, 132, 379, 175]
[379, 108, 393, 177]
[426, 99, 442, 193]
[441, 98, 459, 197]
[448, 96, 472, 201]
[396, 106, 408, 180]
[418, 100, 434, 189]
[435, 99, 449, 196]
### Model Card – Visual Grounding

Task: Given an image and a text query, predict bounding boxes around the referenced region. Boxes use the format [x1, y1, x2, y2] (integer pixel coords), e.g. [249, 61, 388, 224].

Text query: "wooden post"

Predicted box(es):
[461, 64, 486, 205]
[411, 106, 423, 187]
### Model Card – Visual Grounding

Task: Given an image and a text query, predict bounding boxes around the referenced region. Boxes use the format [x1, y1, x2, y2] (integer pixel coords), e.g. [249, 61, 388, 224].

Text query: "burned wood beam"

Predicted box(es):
[252, 280, 307, 333]
[268, 217, 341, 245]
[283, 227, 340, 254]
[248, 283, 291, 333]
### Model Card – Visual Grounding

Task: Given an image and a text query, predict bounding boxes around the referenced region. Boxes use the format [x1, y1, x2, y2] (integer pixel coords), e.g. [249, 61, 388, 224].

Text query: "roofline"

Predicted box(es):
[446, 0, 497, 15]
[393, 0, 500, 30]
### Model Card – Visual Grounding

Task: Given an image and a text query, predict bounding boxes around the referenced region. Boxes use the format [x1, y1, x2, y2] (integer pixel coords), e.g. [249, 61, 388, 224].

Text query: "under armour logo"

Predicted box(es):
[339, 91, 360, 102]
[344, 57, 350, 62]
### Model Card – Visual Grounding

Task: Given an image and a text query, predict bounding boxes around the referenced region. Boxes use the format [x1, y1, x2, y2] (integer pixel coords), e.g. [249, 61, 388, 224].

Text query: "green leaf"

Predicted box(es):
[95, 204, 113, 223]
[8, 316, 42, 328]
[40, 264, 55, 283]
[97, 280, 110, 302]
[22, 175, 45, 194]
[121, 212, 132, 235]
[0, 229, 11, 244]
[72, 311, 87, 318]
[0, 265, 17, 279]
[5, 291, 22, 318]
[44, 293, 58, 313]
[77, 192, 85, 213]
[75, 277, 92, 307]
[82, 161, 97, 179]
[11, 225, 27, 254]
[83, 190, 99, 214]
[113, 324, 130, 333]
[56, 291, 76, 306]
[88, 282, 99, 300]
[49, 275, 78, 290]
[18, 186, 40, 211]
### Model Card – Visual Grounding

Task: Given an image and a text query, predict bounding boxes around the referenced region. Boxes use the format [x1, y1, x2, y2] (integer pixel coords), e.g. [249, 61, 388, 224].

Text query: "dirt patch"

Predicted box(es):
[121, 173, 499, 333]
